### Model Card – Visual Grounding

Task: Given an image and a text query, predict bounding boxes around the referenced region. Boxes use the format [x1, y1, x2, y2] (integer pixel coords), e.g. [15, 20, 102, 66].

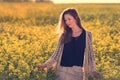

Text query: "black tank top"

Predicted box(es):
[60, 29, 86, 67]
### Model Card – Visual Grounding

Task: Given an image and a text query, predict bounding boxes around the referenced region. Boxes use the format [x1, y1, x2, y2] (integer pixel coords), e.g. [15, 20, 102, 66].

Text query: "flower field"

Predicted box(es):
[0, 3, 120, 80]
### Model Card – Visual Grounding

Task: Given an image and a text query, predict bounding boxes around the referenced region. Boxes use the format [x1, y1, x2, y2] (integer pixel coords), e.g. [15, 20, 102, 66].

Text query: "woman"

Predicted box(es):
[37, 8, 101, 80]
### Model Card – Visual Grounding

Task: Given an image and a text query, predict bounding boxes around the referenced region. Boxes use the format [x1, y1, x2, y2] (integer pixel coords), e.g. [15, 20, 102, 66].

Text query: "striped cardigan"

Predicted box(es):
[43, 30, 96, 80]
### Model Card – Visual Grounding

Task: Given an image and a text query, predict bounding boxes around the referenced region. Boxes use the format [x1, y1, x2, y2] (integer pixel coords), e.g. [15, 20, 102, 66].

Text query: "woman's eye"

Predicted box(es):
[68, 18, 71, 20]
[65, 18, 71, 22]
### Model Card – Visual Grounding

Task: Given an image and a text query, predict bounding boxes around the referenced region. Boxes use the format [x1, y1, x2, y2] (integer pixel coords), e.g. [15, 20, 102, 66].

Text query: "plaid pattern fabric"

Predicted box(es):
[43, 30, 96, 80]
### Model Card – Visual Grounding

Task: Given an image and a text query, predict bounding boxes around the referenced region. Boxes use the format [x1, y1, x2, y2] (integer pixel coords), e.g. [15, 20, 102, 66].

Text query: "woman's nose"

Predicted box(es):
[66, 21, 70, 25]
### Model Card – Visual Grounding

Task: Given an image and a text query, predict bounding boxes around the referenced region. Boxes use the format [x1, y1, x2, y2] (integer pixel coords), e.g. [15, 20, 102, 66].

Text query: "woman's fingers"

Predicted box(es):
[92, 71, 102, 78]
[37, 65, 43, 70]
[37, 64, 47, 70]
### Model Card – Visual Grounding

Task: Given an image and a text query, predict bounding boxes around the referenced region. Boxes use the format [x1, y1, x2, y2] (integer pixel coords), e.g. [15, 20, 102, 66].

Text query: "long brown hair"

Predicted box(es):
[57, 8, 83, 44]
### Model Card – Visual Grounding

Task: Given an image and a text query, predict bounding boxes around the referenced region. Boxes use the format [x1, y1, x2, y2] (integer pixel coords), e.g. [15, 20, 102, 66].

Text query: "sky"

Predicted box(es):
[51, 0, 120, 3]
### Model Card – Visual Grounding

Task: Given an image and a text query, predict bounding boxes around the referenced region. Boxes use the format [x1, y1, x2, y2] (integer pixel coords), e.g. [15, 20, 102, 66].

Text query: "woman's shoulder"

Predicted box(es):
[59, 33, 64, 39]
[84, 29, 92, 35]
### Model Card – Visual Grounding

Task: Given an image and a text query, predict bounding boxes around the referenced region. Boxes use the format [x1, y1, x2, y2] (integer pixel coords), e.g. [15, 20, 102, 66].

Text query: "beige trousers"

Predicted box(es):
[56, 66, 83, 80]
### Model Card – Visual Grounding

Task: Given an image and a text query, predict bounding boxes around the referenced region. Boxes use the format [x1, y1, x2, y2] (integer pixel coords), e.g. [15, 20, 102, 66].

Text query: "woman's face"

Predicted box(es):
[64, 14, 77, 28]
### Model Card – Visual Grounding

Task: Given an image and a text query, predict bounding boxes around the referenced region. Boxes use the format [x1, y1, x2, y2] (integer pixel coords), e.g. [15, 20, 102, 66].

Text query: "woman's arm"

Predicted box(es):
[37, 35, 63, 70]
[88, 32, 96, 72]
[88, 32, 102, 78]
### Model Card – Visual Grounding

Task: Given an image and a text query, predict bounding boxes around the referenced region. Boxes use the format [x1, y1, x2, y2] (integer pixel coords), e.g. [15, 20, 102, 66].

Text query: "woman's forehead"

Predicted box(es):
[64, 14, 73, 18]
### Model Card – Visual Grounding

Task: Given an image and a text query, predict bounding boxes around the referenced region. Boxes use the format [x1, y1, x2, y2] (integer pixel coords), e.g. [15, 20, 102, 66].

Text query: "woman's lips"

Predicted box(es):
[68, 24, 71, 26]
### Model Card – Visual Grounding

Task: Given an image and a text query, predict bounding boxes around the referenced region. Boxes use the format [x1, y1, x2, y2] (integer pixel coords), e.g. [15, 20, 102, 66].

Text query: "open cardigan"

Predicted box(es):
[43, 30, 96, 80]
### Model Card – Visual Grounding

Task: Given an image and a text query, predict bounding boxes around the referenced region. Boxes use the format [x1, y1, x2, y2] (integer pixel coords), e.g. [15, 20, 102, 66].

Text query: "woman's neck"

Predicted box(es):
[71, 25, 82, 37]
[72, 25, 82, 33]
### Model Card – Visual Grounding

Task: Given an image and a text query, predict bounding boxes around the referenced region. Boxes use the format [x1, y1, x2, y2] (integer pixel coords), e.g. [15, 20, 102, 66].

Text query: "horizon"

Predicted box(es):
[51, 0, 120, 3]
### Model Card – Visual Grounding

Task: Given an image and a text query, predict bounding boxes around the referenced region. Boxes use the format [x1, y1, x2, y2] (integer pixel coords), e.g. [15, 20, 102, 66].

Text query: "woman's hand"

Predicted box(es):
[91, 71, 102, 79]
[37, 64, 47, 70]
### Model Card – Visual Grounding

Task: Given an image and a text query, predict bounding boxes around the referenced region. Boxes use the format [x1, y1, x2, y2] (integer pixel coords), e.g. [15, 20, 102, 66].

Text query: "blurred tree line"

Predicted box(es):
[0, 0, 52, 2]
